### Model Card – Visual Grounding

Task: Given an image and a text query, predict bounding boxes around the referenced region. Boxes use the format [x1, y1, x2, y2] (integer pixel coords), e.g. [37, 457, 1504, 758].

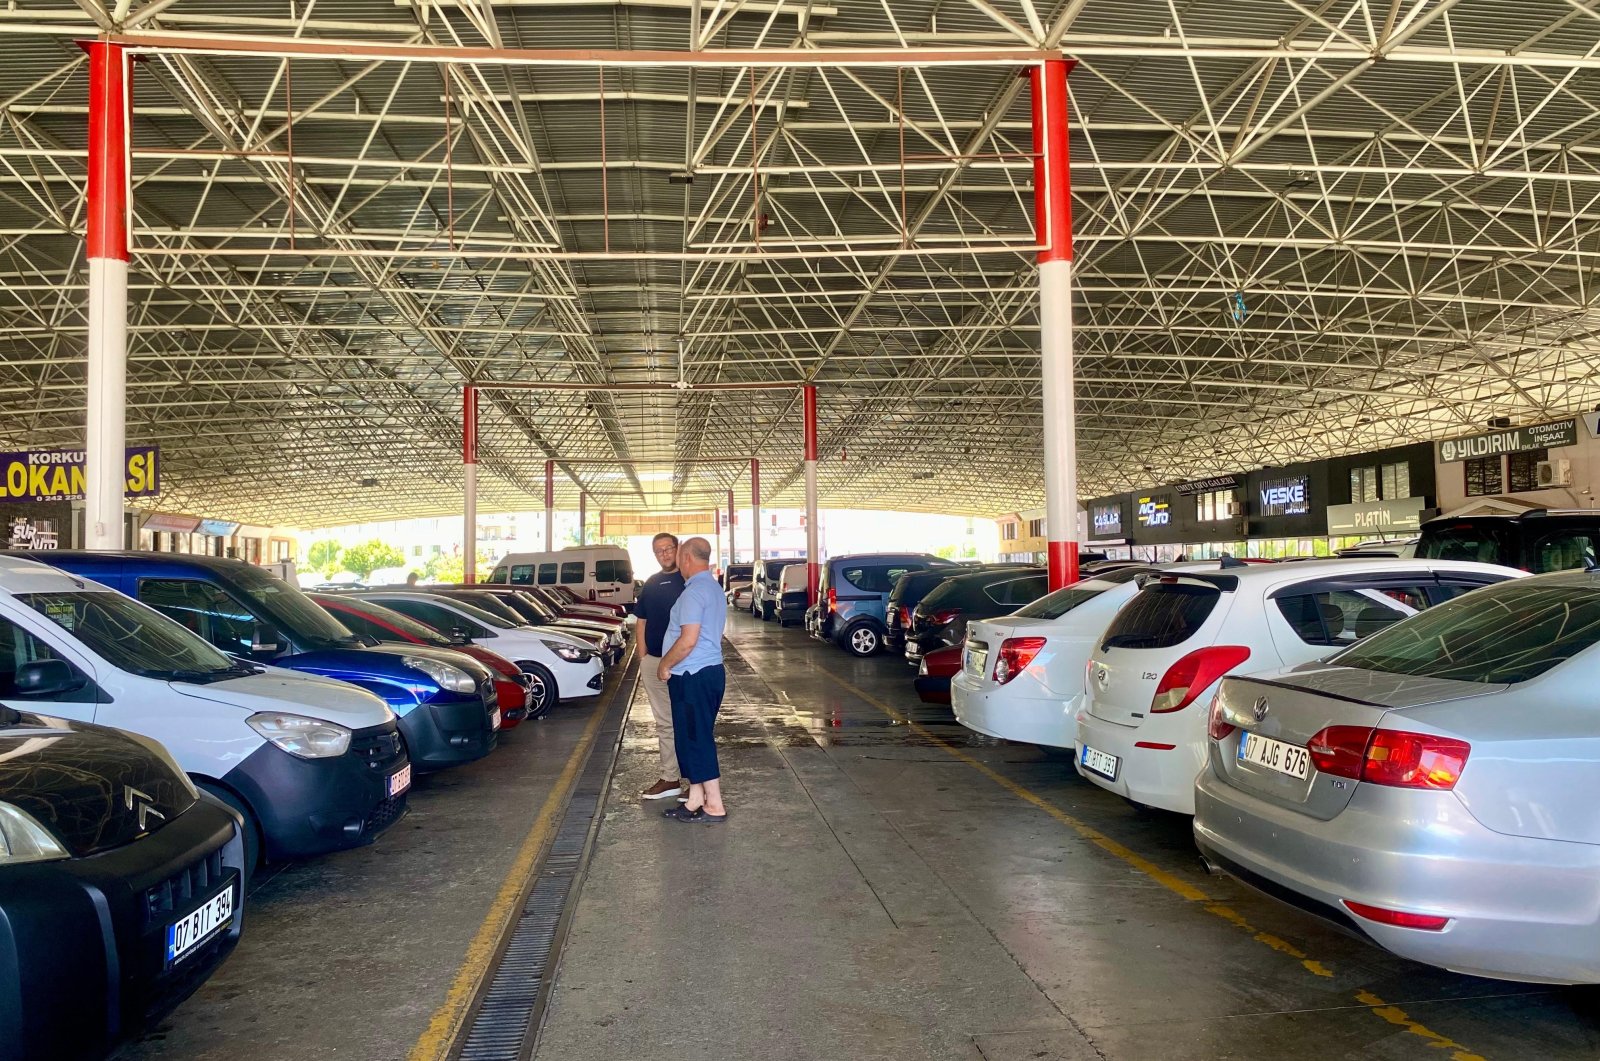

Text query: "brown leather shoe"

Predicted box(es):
[677, 779, 691, 802]
[641, 778, 682, 800]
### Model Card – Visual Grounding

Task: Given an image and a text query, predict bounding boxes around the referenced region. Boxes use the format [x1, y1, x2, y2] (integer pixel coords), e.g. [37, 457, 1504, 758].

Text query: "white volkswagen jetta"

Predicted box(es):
[1074, 558, 1521, 815]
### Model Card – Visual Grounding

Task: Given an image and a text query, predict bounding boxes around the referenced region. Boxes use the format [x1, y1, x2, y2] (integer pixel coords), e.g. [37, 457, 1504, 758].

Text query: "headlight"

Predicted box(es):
[404, 654, 478, 693]
[542, 639, 597, 663]
[0, 802, 68, 865]
[247, 712, 353, 759]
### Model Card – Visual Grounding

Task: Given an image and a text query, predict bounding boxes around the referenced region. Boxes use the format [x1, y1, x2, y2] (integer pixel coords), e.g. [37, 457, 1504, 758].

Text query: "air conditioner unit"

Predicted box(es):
[1225, 501, 1243, 517]
[1536, 459, 1572, 487]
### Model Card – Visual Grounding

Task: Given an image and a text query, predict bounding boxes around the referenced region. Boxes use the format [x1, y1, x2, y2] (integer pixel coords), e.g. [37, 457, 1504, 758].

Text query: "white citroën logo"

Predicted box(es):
[125, 785, 166, 831]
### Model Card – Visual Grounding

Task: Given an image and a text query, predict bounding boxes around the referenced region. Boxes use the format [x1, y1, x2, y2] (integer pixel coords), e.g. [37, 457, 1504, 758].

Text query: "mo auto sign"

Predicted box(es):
[0, 447, 160, 502]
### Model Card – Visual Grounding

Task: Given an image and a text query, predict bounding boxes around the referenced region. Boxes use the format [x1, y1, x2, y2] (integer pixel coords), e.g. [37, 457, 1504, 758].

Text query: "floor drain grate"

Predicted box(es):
[453, 668, 633, 1061]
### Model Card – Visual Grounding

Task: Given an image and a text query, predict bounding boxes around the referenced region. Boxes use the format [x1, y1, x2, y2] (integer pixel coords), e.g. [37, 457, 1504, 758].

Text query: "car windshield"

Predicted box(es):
[331, 597, 453, 647]
[422, 596, 515, 630]
[231, 565, 362, 649]
[1013, 581, 1115, 620]
[22, 590, 250, 682]
[1331, 580, 1600, 684]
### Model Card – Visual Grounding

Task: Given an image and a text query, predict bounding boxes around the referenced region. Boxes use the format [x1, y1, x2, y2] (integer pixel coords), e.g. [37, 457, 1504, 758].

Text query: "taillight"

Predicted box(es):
[1207, 695, 1234, 741]
[992, 637, 1046, 685]
[826, 587, 837, 613]
[1150, 646, 1251, 713]
[897, 606, 910, 628]
[1306, 726, 1471, 790]
[1342, 900, 1450, 931]
[931, 608, 961, 626]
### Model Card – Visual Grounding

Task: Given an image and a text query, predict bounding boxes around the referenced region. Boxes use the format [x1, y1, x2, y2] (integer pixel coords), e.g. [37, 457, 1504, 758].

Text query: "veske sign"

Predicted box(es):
[0, 447, 160, 501]
[1438, 419, 1577, 463]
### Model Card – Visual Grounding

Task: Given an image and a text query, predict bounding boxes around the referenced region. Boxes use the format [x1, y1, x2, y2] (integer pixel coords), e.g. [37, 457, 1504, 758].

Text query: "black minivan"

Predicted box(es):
[1416, 510, 1600, 572]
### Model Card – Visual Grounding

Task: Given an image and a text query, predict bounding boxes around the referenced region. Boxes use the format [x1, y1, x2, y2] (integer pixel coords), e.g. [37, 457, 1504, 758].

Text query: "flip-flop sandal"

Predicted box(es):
[696, 810, 728, 824]
[662, 804, 702, 821]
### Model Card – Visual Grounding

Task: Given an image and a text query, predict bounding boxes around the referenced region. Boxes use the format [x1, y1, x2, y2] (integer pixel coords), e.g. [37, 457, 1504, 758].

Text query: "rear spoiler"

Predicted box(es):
[1133, 571, 1239, 592]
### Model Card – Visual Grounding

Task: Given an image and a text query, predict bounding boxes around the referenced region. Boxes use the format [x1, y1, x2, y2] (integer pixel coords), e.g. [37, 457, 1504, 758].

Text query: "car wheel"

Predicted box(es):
[842, 622, 882, 657]
[520, 662, 558, 719]
[197, 781, 261, 883]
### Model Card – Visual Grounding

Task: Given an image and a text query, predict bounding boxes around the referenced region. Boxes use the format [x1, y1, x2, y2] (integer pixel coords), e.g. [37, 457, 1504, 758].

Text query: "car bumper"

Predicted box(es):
[951, 674, 1079, 748]
[1194, 770, 1600, 984]
[0, 798, 245, 1060]
[551, 655, 606, 700]
[779, 604, 807, 624]
[913, 674, 951, 705]
[226, 721, 411, 860]
[494, 676, 531, 726]
[1073, 710, 1205, 814]
[397, 688, 499, 771]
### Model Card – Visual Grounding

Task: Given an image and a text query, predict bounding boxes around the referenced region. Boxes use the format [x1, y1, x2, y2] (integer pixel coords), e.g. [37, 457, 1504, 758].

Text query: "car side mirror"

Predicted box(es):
[250, 624, 280, 655]
[14, 659, 86, 698]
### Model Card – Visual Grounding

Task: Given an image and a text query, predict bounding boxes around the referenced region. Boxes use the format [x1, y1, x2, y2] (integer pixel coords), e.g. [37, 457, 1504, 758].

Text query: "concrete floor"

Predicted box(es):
[536, 611, 1600, 1061]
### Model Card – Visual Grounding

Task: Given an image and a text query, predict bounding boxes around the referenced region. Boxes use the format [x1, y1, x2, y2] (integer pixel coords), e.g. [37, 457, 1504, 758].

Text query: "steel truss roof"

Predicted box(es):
[0, 0, 1597, 527]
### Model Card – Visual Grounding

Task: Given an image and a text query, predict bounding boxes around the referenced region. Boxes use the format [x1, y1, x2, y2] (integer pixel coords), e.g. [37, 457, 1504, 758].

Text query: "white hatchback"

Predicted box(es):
[953, 565, 1207, 748]
[1074, 558, 1522, 815]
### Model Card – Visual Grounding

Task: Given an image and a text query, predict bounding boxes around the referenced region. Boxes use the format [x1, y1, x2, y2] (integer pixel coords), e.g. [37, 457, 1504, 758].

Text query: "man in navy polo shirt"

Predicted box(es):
[635, 532, 686, 800]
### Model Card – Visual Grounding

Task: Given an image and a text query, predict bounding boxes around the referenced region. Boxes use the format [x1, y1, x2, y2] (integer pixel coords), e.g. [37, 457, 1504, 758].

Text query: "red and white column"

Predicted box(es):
[577, 490, 587, 545]
[750, 458, 761, 567]
[725, 489, 736, 567]
[544, 459, 555, 549]
[1032, 59, 1079, 590]
[85, 42, 132, 550]
[803, 385, 820, 605]
[462, 386, 478, 583]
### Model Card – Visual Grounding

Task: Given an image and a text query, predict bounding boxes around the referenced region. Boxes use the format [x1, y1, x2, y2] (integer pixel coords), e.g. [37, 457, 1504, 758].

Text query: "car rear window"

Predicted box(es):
[1101, 583, 1221, 650]
[1332, 581, 1600, 684]
[984, 575, 1048, 607]
[1417, 521, 1517, 566]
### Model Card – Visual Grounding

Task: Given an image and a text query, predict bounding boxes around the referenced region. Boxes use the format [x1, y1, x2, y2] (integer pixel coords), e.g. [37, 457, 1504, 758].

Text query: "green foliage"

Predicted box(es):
[307, 539, 342, 569]
[424, 549, 493, 584]
[341, 539, 405, 579]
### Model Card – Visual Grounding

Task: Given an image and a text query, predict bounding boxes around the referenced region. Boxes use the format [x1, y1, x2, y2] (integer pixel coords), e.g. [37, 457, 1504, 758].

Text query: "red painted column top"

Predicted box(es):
[802, 385, 818, 461]
[462, 386, 478, 464]
[1030, 59, 1075, 265]
[84, 41, 131, 263]
[544, 459, 554, 506]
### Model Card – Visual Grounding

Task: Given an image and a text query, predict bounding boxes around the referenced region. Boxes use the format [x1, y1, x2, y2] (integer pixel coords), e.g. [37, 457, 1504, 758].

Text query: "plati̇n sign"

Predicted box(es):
[0, 447, 160, 502]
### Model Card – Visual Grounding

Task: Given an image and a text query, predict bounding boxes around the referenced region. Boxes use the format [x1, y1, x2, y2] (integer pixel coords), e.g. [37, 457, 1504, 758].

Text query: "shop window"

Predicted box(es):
[1464, 456, 1502, 497]
[1196, 488, 1234, 522]
[1508, 449, 1548, 494]
[1027, 518, 1045, 537]
[1381, 462, 1410, 500]
[1350, 467, 1379, 503]
[1001, 523, 1018, 541]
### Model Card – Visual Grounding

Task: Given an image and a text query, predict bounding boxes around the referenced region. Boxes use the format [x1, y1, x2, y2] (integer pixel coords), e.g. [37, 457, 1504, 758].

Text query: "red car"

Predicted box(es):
[311, 593, 538, 725]
[913, 644, 962, 706]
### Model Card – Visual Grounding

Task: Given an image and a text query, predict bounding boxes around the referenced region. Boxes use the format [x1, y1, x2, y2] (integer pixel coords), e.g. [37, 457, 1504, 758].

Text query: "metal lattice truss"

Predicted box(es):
[0, 0, 1598, 526]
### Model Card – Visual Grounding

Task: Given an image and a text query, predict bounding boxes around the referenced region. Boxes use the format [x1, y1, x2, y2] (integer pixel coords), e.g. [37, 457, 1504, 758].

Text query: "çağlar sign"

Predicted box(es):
[0, 447, 160, 502]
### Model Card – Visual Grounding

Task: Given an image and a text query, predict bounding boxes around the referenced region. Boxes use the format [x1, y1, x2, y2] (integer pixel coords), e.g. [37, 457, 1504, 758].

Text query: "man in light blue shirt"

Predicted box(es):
[657, 536, 729, 823]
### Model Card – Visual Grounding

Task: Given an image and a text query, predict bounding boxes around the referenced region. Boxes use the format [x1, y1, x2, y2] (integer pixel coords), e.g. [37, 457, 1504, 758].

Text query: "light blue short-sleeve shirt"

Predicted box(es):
[663, 569, 727, 675]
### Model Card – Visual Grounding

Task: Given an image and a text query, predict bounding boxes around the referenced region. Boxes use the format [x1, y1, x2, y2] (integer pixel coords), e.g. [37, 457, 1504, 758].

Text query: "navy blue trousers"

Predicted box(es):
[669, 664, 726, 784]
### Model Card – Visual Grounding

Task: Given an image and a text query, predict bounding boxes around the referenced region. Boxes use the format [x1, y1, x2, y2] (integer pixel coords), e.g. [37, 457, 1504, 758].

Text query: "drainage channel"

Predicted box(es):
[452, 658, 635, 1061]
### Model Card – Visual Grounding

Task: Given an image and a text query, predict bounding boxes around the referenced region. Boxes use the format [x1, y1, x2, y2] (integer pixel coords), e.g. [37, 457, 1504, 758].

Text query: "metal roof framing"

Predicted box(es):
[0, 0, 1596, 527]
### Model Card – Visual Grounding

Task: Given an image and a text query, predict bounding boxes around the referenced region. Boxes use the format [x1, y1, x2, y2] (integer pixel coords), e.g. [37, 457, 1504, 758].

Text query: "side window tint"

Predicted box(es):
[595, 560, 616, 583]
[334, 610, 388, 641]
[538, 563, 557, 586]
[510, 565, 534, 584]
[0, 619, 94, 702]
[138, 579, 256, 656]
[1427, 583, 1477, 606]
[1530, 532, 1598, 574]
[1277, 590, 1409, 646]
[560, 561, 584, 585]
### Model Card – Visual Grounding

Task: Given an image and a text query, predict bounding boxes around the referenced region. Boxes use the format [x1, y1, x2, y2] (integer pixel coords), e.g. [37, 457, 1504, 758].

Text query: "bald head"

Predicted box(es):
[679, 536, 712, 575]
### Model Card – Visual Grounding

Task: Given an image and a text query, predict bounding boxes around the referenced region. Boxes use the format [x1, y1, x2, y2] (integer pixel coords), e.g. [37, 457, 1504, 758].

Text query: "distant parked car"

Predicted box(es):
[1195, 570, 1600, 984]
[0, 708, 246, 1060]
[485, 546, 636, 609]
[813, 553, 956, 656]
[731, 582, 755, 611]
[904, 568, 1048, 668]
[886, 563, 1033, 655]
[1076, 558, 1523, 814]
[752, 558, 798, 620]
[1337, 538, 1419, 559]
[1417, 510, 1600, 571]
[721, 563, 753, 591]
[914, 644, 963, 705]
[777, 564, 810, 627]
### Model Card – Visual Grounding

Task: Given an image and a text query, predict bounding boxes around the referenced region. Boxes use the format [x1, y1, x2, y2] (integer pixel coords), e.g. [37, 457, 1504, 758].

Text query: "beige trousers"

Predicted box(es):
[640, 655, 679, 780]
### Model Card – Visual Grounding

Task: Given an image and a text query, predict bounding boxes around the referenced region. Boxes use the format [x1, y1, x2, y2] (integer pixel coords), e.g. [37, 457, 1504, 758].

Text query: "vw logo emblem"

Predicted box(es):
[1251, 697, 1270, 722]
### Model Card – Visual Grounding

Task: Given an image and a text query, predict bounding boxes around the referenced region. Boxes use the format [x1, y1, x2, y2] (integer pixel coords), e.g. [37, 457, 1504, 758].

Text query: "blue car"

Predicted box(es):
[40, 553, 499, 774]
[811, 552, 955, 657]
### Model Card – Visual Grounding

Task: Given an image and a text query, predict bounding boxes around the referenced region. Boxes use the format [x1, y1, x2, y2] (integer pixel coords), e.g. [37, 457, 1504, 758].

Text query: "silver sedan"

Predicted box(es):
[1193, 570, 1600, 984]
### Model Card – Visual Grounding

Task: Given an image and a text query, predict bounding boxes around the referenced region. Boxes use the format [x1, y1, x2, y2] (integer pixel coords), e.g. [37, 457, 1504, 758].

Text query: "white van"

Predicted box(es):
[0, 555, 409, 869]
[487, 546, 636, 608]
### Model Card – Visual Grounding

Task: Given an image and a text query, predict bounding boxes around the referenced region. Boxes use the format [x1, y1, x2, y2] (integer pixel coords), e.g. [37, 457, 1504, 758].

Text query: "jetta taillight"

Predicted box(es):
[1207, 695, 1235, 741]
[1306, 726, 1470, 790]
[1150, 646, 1251, 713]
[992, 637, 1046, 685]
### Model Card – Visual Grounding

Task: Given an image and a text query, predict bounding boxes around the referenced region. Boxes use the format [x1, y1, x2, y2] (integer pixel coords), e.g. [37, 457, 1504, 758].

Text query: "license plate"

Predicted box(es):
[491, 707, 502, 730]
[1080, 744, 1119, 781]
[966, 645, 989, 676]
[1237, 732, 1310, 780]
[387, 763, 412, 797]
[165, 884, 235, 966]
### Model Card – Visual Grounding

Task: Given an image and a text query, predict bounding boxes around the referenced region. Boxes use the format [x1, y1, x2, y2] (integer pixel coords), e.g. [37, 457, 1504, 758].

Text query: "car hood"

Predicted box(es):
[0, 710, 198, 858]
[172, 667, 396, 729]
[1258, 660, 1504, 710]
[363, 642, 494, 683]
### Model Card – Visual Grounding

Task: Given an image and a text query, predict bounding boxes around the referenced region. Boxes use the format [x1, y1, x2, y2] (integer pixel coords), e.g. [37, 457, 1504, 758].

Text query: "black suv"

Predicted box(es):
[1416, 510, 1600, 572]
[904, 568, 1048, 667]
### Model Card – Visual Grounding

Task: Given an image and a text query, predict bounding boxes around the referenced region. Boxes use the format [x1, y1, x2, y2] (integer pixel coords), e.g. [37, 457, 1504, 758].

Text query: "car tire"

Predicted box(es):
[840, 621, 883, 657]
[197, 780, 261, 883]
[519, 662, 558, 720]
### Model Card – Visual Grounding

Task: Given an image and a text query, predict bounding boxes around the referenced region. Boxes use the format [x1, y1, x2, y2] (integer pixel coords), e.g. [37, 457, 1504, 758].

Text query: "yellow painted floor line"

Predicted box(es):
[407, 681, 618, 1061]
[820, 671, 1489, 1061]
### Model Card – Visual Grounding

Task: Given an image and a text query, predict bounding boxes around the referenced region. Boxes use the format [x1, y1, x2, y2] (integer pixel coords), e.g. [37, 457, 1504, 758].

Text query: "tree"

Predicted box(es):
[307, 539, 342, 569]
[341, 539, 405, 579]
[424, 549, 493, 584]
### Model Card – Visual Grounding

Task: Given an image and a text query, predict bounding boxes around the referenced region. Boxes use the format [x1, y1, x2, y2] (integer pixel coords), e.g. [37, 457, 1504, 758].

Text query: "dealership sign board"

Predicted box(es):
[1438, 419, 1577, 463]
[1326, 497, 1426, 536]
[1135, 495, 1172, 527]
[1258, 475, 1310, 517]
[1175, 474, 1240, 496]
[1091, 504, 1122, 537]
[0, 447, 159, 502]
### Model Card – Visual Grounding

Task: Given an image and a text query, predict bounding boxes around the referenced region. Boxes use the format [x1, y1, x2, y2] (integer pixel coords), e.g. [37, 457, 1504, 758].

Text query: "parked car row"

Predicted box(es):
[759, 535, 1600, 984]
[0, 549, 629, 1059]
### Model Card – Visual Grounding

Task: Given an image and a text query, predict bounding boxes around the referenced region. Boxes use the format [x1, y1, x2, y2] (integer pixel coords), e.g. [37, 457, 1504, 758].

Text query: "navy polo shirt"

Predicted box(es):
[636, 569, 686, 657]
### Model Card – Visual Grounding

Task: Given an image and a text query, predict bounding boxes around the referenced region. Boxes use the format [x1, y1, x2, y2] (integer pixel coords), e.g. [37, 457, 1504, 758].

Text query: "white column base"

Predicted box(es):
[86, 256, 128, 551]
